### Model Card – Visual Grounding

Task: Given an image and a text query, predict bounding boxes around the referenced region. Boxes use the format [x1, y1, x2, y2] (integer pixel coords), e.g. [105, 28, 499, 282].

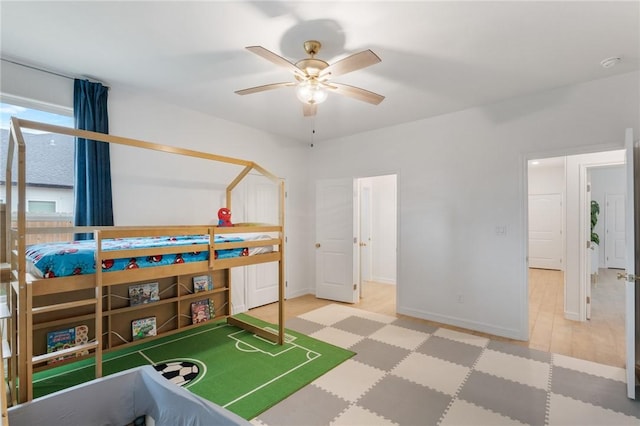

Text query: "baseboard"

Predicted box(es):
[564, 311, 580, 321]
[285, 288, 311, 300]
[369, 277, 396, 285]
[397, 305, 527, 341]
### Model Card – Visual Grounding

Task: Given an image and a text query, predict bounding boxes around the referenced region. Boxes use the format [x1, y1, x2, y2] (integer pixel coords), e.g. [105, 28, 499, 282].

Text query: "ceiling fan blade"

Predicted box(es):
[325, 82, 385, 105]
[235, 82, 294, 95]
[246, 46, 304, 77]
[303, 103, 317, 117]
[320, 49, 381, 78]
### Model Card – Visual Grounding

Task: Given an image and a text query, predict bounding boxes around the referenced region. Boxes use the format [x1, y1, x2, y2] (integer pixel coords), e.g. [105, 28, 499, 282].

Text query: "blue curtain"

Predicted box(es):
[74, 79, 113, 238]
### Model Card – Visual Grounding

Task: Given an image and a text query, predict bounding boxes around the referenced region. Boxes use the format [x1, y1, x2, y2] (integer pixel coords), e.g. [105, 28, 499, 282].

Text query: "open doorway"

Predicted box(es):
[314, 174, 398, 315]
[527, 150, 626, 367]
[357, 174, 397, 315]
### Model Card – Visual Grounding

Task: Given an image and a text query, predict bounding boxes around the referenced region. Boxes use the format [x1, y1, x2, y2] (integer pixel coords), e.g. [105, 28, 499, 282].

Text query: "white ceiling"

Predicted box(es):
[1, 1, 638, 143]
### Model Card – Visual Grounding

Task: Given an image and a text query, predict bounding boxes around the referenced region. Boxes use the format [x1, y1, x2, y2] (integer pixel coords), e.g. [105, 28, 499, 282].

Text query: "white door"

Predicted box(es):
[359, 183, 372, 283]
[315, 178, 358, 303]
[246, 176, 280, 309]
[528, 194, 563, 270]
[605, 193, 626, 269]
[586, 181, 593, 320]
[622, 128, 638, 399]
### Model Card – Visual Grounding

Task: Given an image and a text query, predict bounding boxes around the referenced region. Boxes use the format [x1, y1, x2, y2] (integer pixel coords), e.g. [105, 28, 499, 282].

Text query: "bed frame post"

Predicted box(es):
[3, 124, 13, 265]
[10, 118, 30, 403]
[94, 230, 103, 379]
[278, 179, 285, 345]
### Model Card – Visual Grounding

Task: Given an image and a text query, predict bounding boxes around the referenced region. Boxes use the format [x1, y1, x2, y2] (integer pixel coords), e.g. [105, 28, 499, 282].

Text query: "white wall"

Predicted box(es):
[309, 71, 639, 340]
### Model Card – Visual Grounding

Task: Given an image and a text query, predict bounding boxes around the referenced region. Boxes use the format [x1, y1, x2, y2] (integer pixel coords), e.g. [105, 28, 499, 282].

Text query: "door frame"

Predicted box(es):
[579, 158, 625, 322]
[524, 146, 627, 339]
[356, 174, 398, 288]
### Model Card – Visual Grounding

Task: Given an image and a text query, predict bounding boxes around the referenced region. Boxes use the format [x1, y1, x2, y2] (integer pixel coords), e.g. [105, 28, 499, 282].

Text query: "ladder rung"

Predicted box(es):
[32, 299, 97, 314]
[32, 341, 98, 364]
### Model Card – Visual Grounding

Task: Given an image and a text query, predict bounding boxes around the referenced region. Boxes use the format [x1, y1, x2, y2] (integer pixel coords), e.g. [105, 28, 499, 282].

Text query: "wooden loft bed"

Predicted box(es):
[2, 117, 286, 404]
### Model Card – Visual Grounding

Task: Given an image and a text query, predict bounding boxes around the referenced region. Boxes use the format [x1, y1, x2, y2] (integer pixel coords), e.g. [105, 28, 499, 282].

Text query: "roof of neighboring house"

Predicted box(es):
[0, 129, 74, 187]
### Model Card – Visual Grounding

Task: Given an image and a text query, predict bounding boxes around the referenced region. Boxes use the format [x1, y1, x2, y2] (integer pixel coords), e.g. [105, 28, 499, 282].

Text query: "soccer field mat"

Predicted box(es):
[32, 315, 355, 419]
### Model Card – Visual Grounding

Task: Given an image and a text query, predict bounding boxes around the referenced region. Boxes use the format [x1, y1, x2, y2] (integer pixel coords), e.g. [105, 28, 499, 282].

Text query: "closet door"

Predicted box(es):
[528, 193, 563, 270]
[604, 193, 626, 269]
[246, 176, 280, 309]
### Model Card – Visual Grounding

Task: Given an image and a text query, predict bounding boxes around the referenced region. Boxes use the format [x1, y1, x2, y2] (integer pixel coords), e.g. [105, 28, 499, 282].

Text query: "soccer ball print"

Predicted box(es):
[153, 360, 200, 387]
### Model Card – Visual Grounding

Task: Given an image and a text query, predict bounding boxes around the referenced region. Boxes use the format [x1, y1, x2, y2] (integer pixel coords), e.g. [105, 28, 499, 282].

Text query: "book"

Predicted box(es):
[191, 299, 213, 324]
[46, 324, 88, 364]
[128, 282, 160, 306]
[192, 275, 213, 293]
[131, 316, 157, 341]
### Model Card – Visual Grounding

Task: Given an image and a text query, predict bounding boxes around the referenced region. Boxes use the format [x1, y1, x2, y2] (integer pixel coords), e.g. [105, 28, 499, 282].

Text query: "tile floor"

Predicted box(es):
[252, 304, 640, 426]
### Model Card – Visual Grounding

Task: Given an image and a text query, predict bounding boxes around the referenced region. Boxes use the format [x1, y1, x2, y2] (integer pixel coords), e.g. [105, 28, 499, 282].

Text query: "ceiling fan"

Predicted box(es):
[235, 40, 384, 116]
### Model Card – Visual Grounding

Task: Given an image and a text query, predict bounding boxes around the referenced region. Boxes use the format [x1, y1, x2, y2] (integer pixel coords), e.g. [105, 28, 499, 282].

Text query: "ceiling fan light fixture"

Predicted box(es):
[296, 79, 328, 105]
[238, 41, 383, 115]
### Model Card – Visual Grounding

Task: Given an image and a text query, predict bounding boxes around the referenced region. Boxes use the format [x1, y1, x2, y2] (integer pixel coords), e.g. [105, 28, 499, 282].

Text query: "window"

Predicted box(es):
[28, 200, 56, 213]
[1, 99, 76, 244]
[0, 99, 74, 217]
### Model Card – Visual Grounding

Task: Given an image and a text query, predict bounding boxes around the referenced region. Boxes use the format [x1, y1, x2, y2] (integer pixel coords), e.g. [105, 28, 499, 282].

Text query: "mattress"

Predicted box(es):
[25, 234, 273, 279]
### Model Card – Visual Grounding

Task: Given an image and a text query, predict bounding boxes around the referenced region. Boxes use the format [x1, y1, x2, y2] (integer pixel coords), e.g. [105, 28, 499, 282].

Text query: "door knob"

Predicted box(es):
[315, 243, 321, 248]
[618, 272, 640, 282]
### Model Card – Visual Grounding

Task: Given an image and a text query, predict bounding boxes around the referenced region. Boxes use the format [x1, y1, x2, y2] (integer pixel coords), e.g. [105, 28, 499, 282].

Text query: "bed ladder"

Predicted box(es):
[18, 271, 102, 403]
